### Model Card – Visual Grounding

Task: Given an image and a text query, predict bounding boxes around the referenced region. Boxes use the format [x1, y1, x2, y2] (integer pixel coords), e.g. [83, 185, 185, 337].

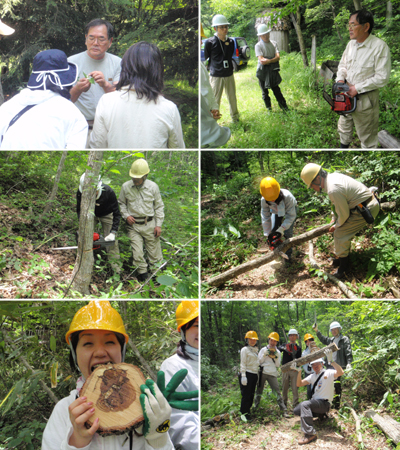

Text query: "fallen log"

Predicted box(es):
[380, 201, 398, 212]
[365, 410, 400, 444]
[308, 241, 358, 299]
[207, 224, 331, 287]
[80, 363, 145, 436]
[281, 342, 339, 373]
[378, 130, 400, 149]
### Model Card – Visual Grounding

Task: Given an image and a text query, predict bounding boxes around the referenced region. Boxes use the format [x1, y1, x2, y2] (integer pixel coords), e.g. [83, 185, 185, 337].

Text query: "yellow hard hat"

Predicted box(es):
[300, 163, 321, 188]
[304, 333, 314, 342]
[65, 301, 129, 344]
[176, 301, 199, 331]
[260, 177, 280, 202]
[129, 159, 150, 178]
[201, 24, 206, 38]
[268, 332, 279, 341]
[245, 330, 259, 340]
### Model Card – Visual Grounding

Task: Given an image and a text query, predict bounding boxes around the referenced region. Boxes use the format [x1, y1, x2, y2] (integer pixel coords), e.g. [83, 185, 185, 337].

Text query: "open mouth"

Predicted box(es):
[91, 362, 112, 373]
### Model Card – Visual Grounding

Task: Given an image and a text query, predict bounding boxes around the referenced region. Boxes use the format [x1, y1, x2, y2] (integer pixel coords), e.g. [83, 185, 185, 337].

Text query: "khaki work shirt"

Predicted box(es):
[323, 173, 372, 228]
[118, 179, 164, 227]
[337, 33, 391, 94]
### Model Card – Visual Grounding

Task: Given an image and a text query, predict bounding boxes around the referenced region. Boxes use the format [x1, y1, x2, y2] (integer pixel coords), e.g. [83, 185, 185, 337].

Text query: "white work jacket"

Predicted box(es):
[261, 188, 297, 236]
[258, 346, 281, 377]
[159, 354, 199, 450]
[240, 345, 259, 376]
[41, 390, 174, 450]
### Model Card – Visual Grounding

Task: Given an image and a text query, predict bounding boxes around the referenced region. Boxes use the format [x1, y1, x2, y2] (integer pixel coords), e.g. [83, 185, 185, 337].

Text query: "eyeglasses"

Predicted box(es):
[87, 36, 108, 44]
[348, 23, 362, 29]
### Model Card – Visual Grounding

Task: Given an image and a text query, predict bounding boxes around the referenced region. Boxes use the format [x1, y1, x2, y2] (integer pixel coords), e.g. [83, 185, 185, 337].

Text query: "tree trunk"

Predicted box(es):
[71, 150, 103, 295]
[290, 10, 308, 68]
[40, 151, 68, 219]
[207, 224, 331, 287]
[386, 1, 393, 28]
[281, 342, 339, 372]
[353, 0, 362, 10]
[258, 151, 264, 173]
[365, 410, 400, 444]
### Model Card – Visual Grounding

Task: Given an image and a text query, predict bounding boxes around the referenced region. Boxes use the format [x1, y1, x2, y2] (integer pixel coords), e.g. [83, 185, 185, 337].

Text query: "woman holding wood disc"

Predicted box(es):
[239, 331, 259, 420]
[42, 300, 175, 450]
[160, 301, 199, 450]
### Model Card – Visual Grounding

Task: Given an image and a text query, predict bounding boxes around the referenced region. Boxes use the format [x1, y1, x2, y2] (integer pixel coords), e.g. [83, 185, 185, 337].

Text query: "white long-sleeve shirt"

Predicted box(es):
[89, 87, 185, 149]
[0, 89, 87, 149]
[337, 33, 391, 94]
[258, 346, 281, 377]
[240, 345, 259, 376]
[323, 173, 372, 228]
[159, 354, 199, 450]
[41, 390, 174, 450]
[261, 189, 297, 236]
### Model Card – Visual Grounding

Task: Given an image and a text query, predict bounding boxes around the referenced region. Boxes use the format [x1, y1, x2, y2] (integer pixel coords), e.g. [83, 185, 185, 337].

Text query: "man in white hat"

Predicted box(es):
[255, 24, 288, 112]
[204, 14, 239, 122]
[0, 19, 15, 106]
[118, 159, 164, 282]
[0, 49, 87, 149]
[293, 350, 344, 445]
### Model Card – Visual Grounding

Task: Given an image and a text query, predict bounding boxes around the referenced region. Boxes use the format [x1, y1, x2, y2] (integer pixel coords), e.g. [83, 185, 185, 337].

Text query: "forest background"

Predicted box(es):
[0, 0, 198, 147]
[0, 300, 182, 450]
[201, 300, 400, 449]
[0, 150, 199, 299]
[201, 150, 400, 299]
[201, 0, 400, 148]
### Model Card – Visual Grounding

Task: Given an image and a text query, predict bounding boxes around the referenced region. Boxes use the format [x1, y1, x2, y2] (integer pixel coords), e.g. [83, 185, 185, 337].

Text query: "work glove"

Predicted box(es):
[140, 379, 172, 449]
[241, 376, 248, 386]
[346, 364, 352, 371]
[104, 233, 116, 242]
[157, 370, 198, 411]
[290, 362, 299, 372]
[324, 349, 333, 364]
[312, 324, 319, 332]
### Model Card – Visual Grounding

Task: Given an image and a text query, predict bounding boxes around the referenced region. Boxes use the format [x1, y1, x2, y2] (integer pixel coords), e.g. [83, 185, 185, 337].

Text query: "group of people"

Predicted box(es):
[42, 300, 199, 450]
[202, 9, 391, 148]
[239, 321, 353, 445]
[77, 158, 164, 282]
[259, 161, 380, 278]
[0, 18, 185, 149]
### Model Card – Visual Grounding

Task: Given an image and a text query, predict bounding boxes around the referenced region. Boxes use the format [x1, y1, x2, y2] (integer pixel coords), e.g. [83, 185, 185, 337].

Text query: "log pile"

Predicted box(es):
[80, 363, 145, 436]
[281, 343, 339, 373]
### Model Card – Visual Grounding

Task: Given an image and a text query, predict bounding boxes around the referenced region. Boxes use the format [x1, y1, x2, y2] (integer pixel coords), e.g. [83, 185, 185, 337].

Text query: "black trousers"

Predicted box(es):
[258, 79, 288, 110]
[238, 372, 258, 417]
[333, 376, 342, 408]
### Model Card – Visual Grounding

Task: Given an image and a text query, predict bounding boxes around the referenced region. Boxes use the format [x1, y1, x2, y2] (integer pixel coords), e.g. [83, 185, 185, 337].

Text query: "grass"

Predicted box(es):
[214, 50, 400, 149]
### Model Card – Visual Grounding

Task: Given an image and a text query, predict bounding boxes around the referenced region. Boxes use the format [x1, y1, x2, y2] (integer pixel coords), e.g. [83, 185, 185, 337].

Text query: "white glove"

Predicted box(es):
[276, 226, 285, 235]
[324, 349, 333, 364]
[140, 379, 172, 449]
[290, 362, 299, 372]
[104, 233, 116, 242]
[241, 376, 247, 386]
[346, 364, 352, 370]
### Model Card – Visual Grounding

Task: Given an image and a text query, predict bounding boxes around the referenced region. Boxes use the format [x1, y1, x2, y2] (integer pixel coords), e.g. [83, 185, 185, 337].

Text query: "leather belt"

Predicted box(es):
[134, 216, 153, 225]
[361, 196, 373, 207]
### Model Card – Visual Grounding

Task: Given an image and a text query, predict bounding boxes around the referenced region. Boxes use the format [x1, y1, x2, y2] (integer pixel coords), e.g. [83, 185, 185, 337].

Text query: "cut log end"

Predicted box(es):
[80, 363, 146, 436]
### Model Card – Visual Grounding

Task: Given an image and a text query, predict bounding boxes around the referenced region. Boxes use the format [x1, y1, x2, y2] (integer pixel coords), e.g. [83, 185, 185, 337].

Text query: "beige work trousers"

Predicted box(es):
[95, 213, 121, 273]
[282, 370, 299, 409]
[210, 75, 239, 121]
[334, 196, 380, 257]
[338, 89, 380, 148]
[126, 221, 162, 274]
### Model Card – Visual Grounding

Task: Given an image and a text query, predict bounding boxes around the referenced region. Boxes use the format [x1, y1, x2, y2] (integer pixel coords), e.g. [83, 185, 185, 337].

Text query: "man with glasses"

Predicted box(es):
[204, 14, 239, 122]
[336, 10, 391, 148]
[68, 19, 121, 144]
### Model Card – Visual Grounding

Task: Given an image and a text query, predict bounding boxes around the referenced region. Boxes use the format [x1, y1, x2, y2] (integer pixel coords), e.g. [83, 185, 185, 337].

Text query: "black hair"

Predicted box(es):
[177, 317, 197, 360]
[267, 190, 284, 205]
[68, 330, 125, 374]
[85, 19, 114, 40]
[116, 41, 164, 103]
[350, 10, 374, 34]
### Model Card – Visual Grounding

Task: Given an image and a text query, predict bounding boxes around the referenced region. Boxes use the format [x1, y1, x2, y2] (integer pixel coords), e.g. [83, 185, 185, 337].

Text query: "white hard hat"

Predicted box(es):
[212, 14, 230, 27]
[0, 20, 15, 36]
[257, 24, 272, 35]
[288, 329, 298, 336]
[79, 173, 102, 199]
[330, 321, 341, 330]
[310, 358, 324, 365]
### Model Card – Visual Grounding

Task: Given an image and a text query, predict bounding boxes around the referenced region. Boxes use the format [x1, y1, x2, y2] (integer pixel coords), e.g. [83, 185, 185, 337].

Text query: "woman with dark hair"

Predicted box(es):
[42, 301, 175, 450]
[239, 331, 259, 420]
[90, 41, 185, 148]
[0, 49, 87, 149]
[159, 301, 199, 450]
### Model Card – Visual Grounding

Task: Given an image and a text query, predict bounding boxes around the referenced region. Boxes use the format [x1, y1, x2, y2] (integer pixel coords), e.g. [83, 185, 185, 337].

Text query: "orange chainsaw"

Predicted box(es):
[52, 232, 114, 251]
[323, 82, 357, 115]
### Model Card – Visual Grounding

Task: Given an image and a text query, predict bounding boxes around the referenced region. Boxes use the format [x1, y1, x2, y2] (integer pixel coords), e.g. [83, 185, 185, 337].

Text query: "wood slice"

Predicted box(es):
[80, 363, 145, 436]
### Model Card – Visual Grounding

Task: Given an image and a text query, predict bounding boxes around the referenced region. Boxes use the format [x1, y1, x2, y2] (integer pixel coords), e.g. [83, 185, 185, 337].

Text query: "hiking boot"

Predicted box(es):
[137, 272, 149, 282]
[333, 256, 350, 279]
[282, 411, 290, 418]
[332, 258, 341, 267]
[340, 142, 350, 148]
[298, 434, 317, 445]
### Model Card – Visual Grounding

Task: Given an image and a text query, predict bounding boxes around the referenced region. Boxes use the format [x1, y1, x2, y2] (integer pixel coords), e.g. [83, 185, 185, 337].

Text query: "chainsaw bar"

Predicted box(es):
[52, 239, 115, 251]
